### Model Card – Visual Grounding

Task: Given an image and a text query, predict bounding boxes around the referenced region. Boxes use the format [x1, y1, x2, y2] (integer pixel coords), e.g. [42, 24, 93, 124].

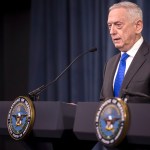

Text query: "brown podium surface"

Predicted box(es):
[73, 102, 150, 145]
[0, 101, 78, 150]
[1, 100, 150, 149]
[0, 101, 76, 138]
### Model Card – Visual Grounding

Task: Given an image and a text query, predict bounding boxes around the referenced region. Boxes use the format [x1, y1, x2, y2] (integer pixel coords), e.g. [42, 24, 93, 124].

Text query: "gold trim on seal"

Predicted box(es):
[95, 97, 129, 147]
[7, 96, 35, 140]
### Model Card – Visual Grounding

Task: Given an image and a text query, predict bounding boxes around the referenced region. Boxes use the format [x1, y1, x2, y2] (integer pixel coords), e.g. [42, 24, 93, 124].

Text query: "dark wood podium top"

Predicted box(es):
[73, 102, 150, 145]
[0, 101, 76, 138]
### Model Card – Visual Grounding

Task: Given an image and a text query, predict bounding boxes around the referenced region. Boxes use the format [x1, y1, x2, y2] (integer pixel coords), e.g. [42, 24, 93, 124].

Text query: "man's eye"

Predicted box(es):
[116, 24, 122, 29]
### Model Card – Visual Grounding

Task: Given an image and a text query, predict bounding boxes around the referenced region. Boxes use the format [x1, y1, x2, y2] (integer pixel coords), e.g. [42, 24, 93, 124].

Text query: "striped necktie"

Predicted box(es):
[114, 53, 129, 97]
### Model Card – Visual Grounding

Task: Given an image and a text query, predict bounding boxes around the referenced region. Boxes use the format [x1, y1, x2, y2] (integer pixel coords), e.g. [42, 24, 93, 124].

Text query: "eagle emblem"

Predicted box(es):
[104, 115, 120, 131]
[7, 96, 35, 140]
[95, 97, 129, 147]
[12, 112, 27, 127]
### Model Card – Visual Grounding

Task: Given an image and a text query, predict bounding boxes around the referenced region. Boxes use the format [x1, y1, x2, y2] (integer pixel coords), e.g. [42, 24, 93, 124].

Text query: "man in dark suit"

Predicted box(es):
[94, 2, 150, 150]
[100, 1, 150, 103]
[97, 1, 150, 150]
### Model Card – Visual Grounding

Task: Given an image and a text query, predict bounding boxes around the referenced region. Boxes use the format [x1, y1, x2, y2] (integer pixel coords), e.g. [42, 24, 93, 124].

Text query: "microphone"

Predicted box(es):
[123, 89, 150, 99]
[28, 47, 97, 101]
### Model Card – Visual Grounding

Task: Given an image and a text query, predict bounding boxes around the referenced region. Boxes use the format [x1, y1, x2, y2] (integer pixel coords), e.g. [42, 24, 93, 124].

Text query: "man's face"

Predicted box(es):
[107, 8, 142, 52]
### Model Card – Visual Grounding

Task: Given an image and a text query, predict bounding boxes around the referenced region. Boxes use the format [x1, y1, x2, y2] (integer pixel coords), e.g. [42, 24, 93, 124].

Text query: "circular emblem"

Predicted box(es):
[7, 96, 35, 140]
[95, 97, 129, 147]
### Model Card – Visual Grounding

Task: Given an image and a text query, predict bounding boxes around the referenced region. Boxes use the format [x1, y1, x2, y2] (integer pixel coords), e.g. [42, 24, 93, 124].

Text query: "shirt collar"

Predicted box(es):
[121, 36, 144, 57]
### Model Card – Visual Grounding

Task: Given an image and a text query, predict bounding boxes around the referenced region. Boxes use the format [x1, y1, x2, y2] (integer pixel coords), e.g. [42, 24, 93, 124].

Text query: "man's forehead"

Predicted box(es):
[107, 8, 128, 23]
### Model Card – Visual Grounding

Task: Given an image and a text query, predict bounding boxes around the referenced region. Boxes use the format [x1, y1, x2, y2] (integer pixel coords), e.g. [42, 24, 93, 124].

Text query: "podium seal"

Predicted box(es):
[7, 96, 35, 140]
[95, 97, 129, 147]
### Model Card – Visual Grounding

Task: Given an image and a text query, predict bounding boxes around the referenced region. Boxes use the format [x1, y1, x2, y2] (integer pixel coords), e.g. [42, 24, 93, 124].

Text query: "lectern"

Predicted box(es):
[0, 101, 77, 150]
[73, 102, 150, 149]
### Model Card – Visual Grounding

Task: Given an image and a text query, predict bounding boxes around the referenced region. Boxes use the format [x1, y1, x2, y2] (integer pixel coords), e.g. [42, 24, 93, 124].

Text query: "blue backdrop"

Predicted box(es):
[28, 0, 150, 102]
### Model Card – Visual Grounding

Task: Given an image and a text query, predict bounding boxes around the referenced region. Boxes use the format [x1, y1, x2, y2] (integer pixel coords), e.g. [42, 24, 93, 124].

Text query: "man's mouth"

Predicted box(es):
[113, 38, 121, 42]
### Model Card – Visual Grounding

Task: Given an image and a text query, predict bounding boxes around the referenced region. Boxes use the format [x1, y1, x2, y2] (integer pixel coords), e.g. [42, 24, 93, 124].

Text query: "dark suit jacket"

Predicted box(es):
[100, 40, 150, 103]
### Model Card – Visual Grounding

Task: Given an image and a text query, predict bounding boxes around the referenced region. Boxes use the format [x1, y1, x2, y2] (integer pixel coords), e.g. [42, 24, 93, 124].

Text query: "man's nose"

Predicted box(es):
[110, 25, 116, 35]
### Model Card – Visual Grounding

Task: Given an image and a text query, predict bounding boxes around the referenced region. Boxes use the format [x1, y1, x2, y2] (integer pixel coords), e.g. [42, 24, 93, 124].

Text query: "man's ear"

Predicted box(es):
[135, 20, 143, 34]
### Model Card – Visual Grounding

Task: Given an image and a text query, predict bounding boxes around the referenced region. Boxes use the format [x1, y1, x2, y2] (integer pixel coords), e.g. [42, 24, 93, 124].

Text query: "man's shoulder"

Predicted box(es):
[107, 53, 120, 63]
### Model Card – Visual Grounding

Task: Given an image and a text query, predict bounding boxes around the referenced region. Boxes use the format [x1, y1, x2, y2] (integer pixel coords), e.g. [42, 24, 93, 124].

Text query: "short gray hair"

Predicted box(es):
[109, 1, 143, 22]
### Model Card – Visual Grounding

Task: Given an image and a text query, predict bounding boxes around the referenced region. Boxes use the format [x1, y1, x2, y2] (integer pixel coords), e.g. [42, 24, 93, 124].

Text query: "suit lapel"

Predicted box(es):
[106, 54, 120, 96]
[120, 41, 149, 95]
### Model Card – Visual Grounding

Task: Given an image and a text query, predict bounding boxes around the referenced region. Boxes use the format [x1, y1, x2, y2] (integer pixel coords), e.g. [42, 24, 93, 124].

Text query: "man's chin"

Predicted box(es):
[114, 45, 127, 52]
[114, 44, 123, 49]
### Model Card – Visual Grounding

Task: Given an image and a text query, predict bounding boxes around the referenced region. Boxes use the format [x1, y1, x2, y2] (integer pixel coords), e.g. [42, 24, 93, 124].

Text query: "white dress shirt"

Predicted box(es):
[113, 36, 144, 89]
